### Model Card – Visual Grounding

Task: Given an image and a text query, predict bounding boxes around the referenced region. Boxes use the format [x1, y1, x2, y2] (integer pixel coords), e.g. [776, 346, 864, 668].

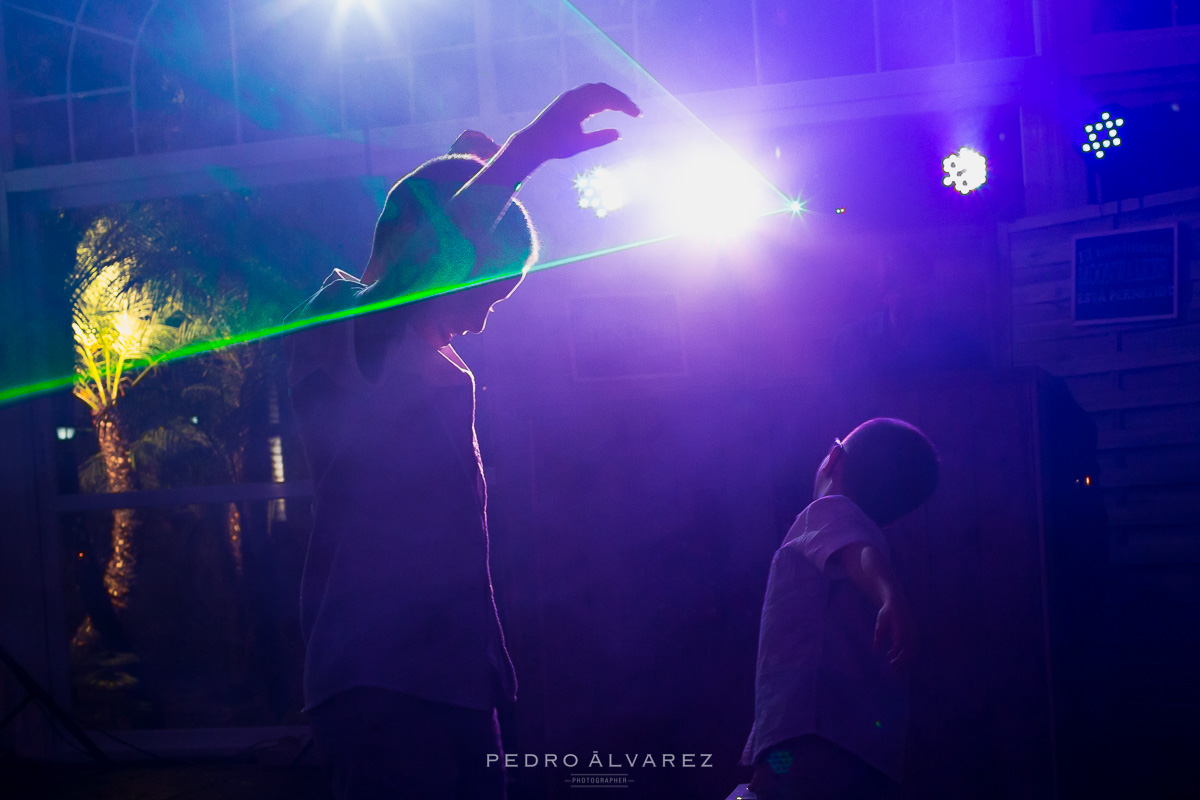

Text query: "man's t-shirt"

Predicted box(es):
[743, 495, 907, 782]
[286, 272, 516, 714]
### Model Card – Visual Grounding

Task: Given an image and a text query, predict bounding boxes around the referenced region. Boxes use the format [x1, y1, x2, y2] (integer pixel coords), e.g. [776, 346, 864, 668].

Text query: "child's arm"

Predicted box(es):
[831, 542, 917, 671]
[447, 83, 641, 234]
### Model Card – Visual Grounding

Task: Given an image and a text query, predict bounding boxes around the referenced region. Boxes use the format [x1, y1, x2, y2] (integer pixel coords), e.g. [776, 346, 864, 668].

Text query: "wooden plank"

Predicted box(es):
[1111, 528, 1200, 565]
[1120, 362, 1200, 392]
[1013, 315, 1200, 345]
[1106, 490, 1200, 527]
[1012, 276, 1200, 317]
[1070, 383, 1200, 412]
[1095, 449, 1200, 487]
[1123, 322, 1200, 354]
[52, 480, 314, 512]
[1020, 347, 1200, 377]
[1013, 300, 1072, 326]
[1013, 280, 1072, 305]
[1011, 332, 1119, 364]
[1012, 262, 1071, 287]
[1097, 426, 1200, 450]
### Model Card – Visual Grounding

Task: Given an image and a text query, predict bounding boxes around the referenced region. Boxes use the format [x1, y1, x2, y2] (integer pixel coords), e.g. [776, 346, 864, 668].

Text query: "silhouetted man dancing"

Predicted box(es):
[287, 83, 640, 800]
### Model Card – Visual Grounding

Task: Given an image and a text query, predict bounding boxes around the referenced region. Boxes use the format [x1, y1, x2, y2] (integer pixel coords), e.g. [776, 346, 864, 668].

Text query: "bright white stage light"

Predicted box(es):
[1080, 110, 1125, 160]
[570, 148, 779, 241]
[941, 146, 987, 195]
[574, 166, 626, 218]
[656, 147, 776, 240]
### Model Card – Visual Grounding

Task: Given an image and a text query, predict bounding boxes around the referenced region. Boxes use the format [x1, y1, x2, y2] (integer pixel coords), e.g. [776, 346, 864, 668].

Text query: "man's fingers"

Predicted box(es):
[570, 82, 642, 119]
[579, 128, 621, 151]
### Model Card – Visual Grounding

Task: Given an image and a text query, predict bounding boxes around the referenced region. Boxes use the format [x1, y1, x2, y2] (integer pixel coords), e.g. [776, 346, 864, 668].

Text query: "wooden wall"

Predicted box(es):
[1005, 188, 1200, 798]
[1007, 191, 1200, 555]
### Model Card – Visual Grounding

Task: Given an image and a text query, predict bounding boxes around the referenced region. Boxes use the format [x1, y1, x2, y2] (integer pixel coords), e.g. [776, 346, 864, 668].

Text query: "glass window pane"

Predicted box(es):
[757, 0, 876, 83]
[235, 1, 343, 141]
[637, 1, 756, 92]
[11, 100, 71, 167]
[63, 499, 310, 729]
[81, 0, 157, 41]
[344, 57, 412, 129]
[409, 0, 476, 51]
[958, 0, 1036, 61]
[495, 40, 563, 115]
[413, 48, 480, 122]
[1177, 0, 1200, 25]
[6, 10, 71, 99]
[135, 2, 237, 152]
[1091, 0, 1173, 32]
[878, 0, 955, 71]
[74, 92, 135, 161]
[71, 29, 133, 93]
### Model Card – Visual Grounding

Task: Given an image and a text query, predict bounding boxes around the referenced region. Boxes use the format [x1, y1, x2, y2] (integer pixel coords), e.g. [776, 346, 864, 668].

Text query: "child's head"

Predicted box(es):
[814, 417, 940, 527]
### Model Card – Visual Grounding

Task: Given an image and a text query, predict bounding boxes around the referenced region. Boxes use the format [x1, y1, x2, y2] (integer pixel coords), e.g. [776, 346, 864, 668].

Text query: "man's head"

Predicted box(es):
[408, 275, 523, 347]
[813, 418, 940, 527]
[361, 148, 538, 343]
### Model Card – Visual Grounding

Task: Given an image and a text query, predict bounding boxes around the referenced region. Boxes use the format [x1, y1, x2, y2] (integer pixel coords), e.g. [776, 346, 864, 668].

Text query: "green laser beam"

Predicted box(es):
[0, 205, 792, 408]
[2, 5, 804, 411]
[560, 0, 793, 206]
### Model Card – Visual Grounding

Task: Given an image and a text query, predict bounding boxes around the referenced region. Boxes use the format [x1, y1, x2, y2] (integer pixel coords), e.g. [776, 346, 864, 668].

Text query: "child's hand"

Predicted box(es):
[874, 598, 918, 671]
[515, 83, 641, 164]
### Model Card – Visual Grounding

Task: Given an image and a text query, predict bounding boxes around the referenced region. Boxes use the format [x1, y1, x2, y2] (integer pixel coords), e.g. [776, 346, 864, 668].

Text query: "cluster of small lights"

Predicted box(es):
[941, 146, 987, 195]
[574, 166, 626, 218]
[766, 749, 794, 775]
[1081, 112, 1124, 159]
[835, 207, 846, 215]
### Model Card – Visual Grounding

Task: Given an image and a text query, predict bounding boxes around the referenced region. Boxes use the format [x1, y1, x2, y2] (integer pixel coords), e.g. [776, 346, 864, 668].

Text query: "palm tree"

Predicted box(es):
[70, 217, 208, 619]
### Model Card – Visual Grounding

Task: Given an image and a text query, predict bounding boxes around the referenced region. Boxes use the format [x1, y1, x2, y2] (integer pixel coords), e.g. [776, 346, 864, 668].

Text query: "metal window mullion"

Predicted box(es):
[64, 1, 89, 163]
[3, 4, 135, 45]
[872, 0, 883, 73]
[476, 0, 497, 118]
[404, 6, 415, 123]
[11, 86, 130, 105]
[951, 0, 962, 63]
[227, 0, 242, 144]
[750, 0, 763, 84]
[558, 2, 567, 94]
[131, 0, 165, 157]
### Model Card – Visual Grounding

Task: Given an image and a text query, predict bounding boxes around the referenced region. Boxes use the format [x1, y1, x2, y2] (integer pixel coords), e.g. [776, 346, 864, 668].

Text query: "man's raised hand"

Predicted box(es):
[517, 83, 641, 163]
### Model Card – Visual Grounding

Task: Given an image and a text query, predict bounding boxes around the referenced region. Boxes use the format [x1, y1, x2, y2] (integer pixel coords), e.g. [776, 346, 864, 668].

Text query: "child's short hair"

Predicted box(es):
[840, 418, 940, 527]
[369, 153, 538, 300]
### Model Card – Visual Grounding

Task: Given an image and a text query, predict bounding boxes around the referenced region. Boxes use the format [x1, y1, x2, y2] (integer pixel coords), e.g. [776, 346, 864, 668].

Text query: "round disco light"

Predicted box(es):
[941, 146, 988, 195]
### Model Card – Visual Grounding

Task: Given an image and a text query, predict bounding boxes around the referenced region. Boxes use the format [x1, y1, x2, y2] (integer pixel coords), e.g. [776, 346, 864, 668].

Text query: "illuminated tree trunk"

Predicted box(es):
[227, 502, 243, 574]
[94, 408, 137, 609]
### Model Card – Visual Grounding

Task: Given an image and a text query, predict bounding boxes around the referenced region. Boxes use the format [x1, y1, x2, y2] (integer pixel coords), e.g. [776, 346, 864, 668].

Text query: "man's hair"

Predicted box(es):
[839, 417, 940, 528]
[369, 153, 538, 299]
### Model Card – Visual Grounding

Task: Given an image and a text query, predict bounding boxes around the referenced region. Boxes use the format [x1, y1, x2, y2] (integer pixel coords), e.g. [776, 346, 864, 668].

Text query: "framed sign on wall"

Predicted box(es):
[1073, 224, 1178, 325]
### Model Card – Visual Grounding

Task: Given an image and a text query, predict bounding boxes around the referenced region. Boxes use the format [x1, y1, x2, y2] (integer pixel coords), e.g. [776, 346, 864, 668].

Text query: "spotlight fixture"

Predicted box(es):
[574, 166, 625, 218]
[941, 146, 987, 195]
[1080, 109, 1125, 161]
